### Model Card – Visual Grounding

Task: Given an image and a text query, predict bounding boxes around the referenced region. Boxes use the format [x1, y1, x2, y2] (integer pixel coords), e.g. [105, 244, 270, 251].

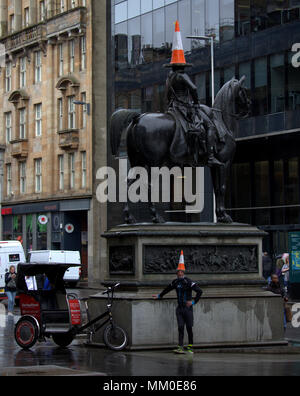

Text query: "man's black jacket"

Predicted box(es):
[159, 277, 203, 307]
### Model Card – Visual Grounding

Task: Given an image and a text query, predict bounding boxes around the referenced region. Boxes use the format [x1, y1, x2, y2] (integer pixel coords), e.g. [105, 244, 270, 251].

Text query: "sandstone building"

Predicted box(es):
[0, 0, 108, 284]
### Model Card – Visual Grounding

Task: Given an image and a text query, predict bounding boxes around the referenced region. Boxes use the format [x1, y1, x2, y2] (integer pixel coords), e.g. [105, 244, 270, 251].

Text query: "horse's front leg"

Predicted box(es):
[147, 167, 165, 224]
[123, 175, 137, 224]
[210, 165, 233, 224]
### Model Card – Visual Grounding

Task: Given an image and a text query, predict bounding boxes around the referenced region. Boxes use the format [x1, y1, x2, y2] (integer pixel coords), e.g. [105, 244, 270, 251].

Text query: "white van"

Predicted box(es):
[0, 241, 26, 295]
[28, 250, 81, 287]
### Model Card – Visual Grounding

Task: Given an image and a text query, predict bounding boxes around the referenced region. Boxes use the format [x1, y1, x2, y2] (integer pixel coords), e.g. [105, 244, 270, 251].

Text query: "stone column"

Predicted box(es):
[0, 0, 7, 38]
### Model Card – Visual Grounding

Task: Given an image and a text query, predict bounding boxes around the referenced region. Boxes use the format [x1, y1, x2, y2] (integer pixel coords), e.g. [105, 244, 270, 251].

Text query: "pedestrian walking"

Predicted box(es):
[153, 251, 203, 354]
[281, 253, 290, 295]
[264, 274, 289, 330]
[5, 265, 17, 316]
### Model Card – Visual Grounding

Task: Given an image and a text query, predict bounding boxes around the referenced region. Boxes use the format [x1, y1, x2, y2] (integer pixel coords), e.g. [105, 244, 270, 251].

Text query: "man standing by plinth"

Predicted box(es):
[153, 251, 203, 354]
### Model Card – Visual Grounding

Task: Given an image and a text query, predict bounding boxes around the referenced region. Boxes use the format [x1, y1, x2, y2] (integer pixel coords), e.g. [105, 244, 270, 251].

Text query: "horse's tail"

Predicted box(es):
[110, 109, 140, 156]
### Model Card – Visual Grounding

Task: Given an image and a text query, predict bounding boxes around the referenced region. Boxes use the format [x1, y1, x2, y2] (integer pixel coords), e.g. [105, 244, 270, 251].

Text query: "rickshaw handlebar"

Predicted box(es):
[101, 282, 121, 295]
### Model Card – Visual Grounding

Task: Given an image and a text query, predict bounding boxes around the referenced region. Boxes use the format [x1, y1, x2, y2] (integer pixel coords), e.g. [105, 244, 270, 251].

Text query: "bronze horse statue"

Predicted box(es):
[110, 77, 250, 224]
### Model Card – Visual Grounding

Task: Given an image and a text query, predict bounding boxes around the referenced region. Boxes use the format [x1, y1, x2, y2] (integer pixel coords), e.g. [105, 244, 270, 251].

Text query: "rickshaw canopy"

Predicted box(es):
[16, 262, 81, 292]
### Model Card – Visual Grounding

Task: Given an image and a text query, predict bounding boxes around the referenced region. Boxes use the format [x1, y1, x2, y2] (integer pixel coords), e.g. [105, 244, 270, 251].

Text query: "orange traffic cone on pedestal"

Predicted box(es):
[177, 250, 186, 272]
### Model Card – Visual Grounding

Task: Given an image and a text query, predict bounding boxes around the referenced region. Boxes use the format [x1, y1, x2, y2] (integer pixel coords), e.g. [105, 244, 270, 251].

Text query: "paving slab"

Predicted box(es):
[0, 365, 107, 376]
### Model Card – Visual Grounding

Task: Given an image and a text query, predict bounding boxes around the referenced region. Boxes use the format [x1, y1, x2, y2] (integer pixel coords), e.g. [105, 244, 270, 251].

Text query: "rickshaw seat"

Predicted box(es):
[40, 290, 71, 330]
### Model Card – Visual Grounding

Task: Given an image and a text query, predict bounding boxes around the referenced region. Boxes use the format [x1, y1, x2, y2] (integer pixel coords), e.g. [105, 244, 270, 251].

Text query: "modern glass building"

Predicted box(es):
[111, 0, 300, 256]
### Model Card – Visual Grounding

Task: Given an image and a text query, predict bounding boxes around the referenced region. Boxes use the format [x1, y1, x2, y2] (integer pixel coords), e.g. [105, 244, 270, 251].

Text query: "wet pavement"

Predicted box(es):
[2, 290, 300, 377]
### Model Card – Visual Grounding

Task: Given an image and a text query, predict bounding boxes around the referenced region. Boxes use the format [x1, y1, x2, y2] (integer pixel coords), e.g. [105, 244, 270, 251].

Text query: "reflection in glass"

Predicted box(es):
[220, 0, 234, 42]
[128, 17, 141, 65]
[236, 0, 251, 36]
[153, 8, 165, 61]
[178, 0, 191, 53]
[128, 0, 140, 19]
[165, 3, 178, 49]
[115, 22, 128, 69]
[270, 54, 285, 113]
[205, 0, 219, 41]
[251, 0, 268, 32]
[153, 0, 164, 10]
[191, 0, 205, 49]
[141, 13, 153, 63]
[115, 1, 128, 24]
[141, 0, 152, 14]
[287, 51, 300, 111]
[254, 57, 268, 115]
[239, 62, 251, 90]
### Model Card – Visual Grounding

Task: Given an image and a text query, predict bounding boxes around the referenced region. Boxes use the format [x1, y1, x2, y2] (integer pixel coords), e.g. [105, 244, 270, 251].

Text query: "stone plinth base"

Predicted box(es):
[94, 223, 286, 349]
[87, 290, 285, 349]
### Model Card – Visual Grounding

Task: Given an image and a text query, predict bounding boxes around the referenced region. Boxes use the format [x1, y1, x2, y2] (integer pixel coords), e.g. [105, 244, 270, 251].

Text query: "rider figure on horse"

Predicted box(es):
[164, 21, 222, 168]
[165, 64, 223, 168]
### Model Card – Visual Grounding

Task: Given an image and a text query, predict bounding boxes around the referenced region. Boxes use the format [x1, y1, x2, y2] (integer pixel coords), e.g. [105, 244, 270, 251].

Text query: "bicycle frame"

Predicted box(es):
[74, 284, 118, 336]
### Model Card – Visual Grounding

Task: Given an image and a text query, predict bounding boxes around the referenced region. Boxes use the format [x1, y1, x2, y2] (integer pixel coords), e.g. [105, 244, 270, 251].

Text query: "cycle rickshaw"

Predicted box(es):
[15, 262, 128, 351]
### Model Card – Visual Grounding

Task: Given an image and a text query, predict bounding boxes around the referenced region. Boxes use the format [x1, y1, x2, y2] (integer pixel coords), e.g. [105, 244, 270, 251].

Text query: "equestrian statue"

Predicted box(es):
[110, 21, 251, 224]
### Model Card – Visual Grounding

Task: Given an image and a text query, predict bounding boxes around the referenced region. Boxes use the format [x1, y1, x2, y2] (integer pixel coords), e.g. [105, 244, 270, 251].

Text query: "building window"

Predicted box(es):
[35, 51, 42, 83]
[20, 57, 26, 88]
[68, 96, 76, 129]
[60, 0, 65, 13]
[69, 40, 75, 73]
[6, 164, 12, 196]
[35, 104, 42, 136]
[5, 112, 12, 143]
[35, 159, 42, 193]
[40, 1, 46, 21]
[71, 0, 76, 8]
[20, 162, 26, 194]
[10, 14, 15, 33]
[19, 108, 26, 139]
[59, 155, 64, 190]
[81, 36, 86, 70]
[69, 153, 75, 189]
[81, 151, 86, 188]
[58, 98, 64, 130]
[24, 7, 29, 27]
[58, 43, 64, 76]
[5, 62, 12, 92]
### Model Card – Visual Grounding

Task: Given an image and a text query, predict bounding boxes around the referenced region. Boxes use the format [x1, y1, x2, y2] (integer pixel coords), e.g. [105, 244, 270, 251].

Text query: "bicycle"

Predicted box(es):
[77, 282, 128, 351]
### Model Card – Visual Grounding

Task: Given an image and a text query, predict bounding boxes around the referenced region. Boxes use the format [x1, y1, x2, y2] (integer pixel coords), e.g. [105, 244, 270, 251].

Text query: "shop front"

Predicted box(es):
[1, 199, 90, 280]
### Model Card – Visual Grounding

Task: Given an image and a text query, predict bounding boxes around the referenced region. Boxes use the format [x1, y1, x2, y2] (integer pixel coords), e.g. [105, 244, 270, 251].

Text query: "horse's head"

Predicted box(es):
[231, 76, 251, 119]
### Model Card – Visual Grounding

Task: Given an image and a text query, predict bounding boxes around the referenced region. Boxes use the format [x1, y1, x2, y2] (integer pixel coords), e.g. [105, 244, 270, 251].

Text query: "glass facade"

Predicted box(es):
[111, 0, 300, 254]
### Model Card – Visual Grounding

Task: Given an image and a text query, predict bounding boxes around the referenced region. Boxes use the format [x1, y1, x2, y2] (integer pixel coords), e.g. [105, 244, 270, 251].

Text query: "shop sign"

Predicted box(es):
[65, 223, 74, 234]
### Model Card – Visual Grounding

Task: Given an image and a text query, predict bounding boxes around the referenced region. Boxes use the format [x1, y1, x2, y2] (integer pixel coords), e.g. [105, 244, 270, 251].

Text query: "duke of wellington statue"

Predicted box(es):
[89, 21, 286, 350]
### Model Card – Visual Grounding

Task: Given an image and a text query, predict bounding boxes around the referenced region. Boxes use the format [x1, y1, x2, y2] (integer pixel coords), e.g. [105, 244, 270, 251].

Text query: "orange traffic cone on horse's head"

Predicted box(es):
[177, 250, 186, 272]
[164, 20, 192, 68]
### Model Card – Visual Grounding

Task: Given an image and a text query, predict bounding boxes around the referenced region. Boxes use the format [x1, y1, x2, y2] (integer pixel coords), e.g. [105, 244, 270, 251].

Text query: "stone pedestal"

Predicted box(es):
[89, 223, 286, 349]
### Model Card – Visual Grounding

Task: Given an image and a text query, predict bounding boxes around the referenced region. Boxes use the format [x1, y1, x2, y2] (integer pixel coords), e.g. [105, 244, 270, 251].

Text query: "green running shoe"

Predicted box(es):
[186, 345, 194, 354]
[173, 346, 185, 354]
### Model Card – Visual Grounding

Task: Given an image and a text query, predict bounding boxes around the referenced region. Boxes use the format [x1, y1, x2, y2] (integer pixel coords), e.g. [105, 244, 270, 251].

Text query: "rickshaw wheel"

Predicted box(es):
[15, 317, 39, 350]
[52, 332, 74, 348]
[103, 324, 128, 351]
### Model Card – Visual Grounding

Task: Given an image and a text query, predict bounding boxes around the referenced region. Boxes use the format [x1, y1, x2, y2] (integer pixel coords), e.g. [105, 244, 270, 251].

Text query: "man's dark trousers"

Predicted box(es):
[176, 305, 194, 346]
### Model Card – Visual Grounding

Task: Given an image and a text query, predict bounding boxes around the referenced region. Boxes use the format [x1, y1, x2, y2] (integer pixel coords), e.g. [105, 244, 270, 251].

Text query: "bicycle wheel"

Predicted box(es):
[15, 317, 39, 350]
[103, 324, 128, 351]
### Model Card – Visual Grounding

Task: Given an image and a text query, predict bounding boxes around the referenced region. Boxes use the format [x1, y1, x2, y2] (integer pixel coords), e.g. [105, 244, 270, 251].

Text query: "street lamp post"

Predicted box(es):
[186, 35, 215, 106]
